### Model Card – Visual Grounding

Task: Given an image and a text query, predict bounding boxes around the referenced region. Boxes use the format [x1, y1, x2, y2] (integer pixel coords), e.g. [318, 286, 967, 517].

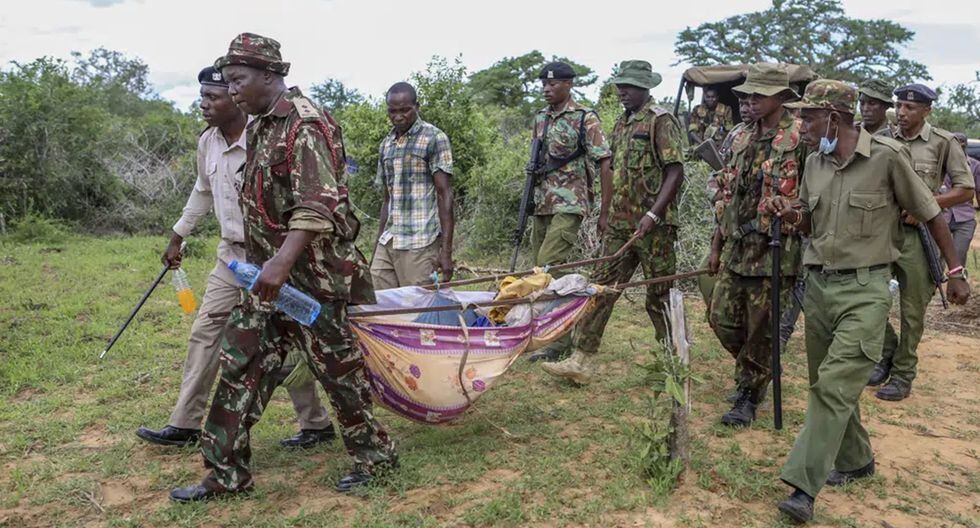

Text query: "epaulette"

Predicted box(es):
[930, 125, 956, 141]
[871, 135, 903, 153]
[772, 117, 802, 152]
[292, 96, 322, 122]
[647, 102, 669, 117]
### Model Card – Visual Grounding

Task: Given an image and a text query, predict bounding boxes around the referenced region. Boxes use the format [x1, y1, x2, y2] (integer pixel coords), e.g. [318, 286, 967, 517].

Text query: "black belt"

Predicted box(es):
[806, 263, 889, 275]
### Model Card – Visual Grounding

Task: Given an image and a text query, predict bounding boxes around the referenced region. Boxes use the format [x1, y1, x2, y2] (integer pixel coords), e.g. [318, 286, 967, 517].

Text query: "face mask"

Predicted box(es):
[818, 114, 839, 154]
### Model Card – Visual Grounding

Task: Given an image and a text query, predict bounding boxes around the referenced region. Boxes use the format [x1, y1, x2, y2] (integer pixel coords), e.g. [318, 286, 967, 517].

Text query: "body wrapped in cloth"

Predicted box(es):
[348, 275, 598, 424]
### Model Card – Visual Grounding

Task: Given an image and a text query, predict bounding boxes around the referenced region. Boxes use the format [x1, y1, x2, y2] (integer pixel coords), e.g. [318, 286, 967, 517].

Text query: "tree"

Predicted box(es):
[468, 51, 598, 115]
[673, 0, 930, 85]
[932, 71, 980, 137]
[412, 56, 492, 193]
[309, 78, 365, 112]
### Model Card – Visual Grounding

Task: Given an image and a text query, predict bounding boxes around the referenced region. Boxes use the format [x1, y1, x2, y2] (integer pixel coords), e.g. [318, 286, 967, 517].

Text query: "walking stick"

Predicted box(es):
[99, 242, 185, 359]
[769, 186, 784, 430]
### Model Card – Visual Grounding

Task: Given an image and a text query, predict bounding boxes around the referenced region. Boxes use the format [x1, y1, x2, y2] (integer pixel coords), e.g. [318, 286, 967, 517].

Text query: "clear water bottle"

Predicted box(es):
[172, 268, 197, 313]
[888, 279, 900, 297]
[227, 260, 321, 326]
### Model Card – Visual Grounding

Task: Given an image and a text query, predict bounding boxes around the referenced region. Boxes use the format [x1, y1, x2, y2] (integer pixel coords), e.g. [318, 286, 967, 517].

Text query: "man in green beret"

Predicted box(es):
[706, 64, 807, 428]
[524, 61, 613, 363]
[542, 60, 684, 383]
[767, 79, 969, 524]
[170, 33, 396, 502]
[857, 79, 894, 138]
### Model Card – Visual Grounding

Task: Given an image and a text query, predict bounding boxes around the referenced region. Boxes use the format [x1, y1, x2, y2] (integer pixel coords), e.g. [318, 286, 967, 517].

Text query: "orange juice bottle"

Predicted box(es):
[172, 268, 197, 313]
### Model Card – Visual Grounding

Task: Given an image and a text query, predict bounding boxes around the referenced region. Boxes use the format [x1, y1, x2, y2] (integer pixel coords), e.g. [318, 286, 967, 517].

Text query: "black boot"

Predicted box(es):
[721, 388, 759, 428]
[136, 425, 200, 447]
[826, 459, 875, 487]
[335, 469, 373, 493]
[777, 488, 814, 524]
[279, 425, 336, 449]
[866, 359, 891, 386]
[875, 378, 911, 401]
[169, 483, 251, 503]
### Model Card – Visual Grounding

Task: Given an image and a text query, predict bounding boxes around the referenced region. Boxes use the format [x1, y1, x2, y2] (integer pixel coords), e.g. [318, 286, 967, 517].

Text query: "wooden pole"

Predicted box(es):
[350, 269, 708, 319]
[423, 233, 642, 290]
[666, 288, 690, 465]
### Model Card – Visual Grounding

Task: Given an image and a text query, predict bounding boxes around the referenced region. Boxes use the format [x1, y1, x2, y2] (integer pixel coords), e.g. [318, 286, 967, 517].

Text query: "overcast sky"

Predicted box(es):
[1, 0, 978, 111]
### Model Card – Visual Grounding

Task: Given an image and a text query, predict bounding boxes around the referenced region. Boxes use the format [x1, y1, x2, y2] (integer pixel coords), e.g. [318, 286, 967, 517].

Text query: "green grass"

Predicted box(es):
[0, 234, 977, 527]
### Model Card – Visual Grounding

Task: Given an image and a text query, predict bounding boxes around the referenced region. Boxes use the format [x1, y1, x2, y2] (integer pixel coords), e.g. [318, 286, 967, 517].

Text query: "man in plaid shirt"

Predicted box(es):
[371, 82, 455, 289]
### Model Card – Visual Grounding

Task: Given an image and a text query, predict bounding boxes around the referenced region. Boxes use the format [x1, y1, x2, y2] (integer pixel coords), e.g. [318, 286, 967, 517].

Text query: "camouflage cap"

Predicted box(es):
[785, 79, 857, 114]
[858, 79, 894, 105]
[732, 63, 798, 98]
[610, 60, 662, 89]
[214, 32, 290, 76]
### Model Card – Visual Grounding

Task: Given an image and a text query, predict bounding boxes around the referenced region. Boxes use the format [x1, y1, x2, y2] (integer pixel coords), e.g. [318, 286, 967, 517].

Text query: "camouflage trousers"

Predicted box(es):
[708, 268, 796, 393]
[199, 299, 396, 491]
[572, 226, 676, 354]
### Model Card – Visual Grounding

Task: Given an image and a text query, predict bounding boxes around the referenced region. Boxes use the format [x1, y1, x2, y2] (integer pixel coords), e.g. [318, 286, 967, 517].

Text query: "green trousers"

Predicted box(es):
[708, 269, 796, 393]
[531, 213, 583, 269]
[571, 226, 676, 353]
[530, 213, 583, 353]
[881, 225, 935, 384]
[780, 266, 890, 498]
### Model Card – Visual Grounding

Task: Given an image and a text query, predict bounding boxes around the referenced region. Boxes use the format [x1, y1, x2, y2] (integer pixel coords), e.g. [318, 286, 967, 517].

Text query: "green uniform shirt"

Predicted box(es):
[532, 99, 612, 216]
[689, 103, 734, 143]
[894, 121, 974, 193]
[719, 110, 807, 277]
[241, 87, 374, 304]
[609, 99, 685, 228]
[800, 128, 942, 270]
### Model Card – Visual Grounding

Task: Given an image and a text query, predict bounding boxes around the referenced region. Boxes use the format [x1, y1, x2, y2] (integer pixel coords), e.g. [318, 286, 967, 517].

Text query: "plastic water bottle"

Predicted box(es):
[888, 279, 900, 297]
[172, 268, 197, 313]
[227, 260, 321, 326]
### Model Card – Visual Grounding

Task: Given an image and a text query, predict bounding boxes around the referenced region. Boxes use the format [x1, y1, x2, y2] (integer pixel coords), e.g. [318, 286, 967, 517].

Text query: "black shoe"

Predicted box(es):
[527, 346, 562, 363]
[136, 425, 200, 447]
[827, 459, 875, 487]
[867, 360, 891, 386]
[169, 483, 250, 503]
[335, 470, 373, 493]
[721, 389, 759, 428]
[777, 489, 814, 524]
[279, 425, 336, 449]
[875, 378, 911, 401]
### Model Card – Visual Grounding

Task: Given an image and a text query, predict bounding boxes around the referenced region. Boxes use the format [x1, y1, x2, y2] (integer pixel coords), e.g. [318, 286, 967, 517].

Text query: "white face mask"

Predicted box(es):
[818, 113, 839, 155]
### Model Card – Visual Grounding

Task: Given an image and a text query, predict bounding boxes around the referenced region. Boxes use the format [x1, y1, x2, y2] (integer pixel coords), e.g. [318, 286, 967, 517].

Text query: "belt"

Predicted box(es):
[806, 263, 889, 275]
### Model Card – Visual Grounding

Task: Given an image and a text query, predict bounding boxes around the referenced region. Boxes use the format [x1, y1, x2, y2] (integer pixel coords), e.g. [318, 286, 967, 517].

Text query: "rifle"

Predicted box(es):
[694, 139, 724, 171]
[510, 135, 544, 272]
[99, 242, 185, 359]
[916, 222, 949, 309]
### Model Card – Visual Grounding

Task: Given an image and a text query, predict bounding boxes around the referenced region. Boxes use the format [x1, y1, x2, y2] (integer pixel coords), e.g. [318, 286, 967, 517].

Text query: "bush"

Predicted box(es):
[4, 212, 70, 245]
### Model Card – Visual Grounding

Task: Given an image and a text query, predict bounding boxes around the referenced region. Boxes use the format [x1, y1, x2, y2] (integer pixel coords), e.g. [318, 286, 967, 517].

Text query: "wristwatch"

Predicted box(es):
[645, 211, 662, 225]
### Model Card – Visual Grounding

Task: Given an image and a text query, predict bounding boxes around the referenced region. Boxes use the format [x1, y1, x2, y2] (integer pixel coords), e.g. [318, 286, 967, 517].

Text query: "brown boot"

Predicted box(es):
[540, 350, 593, 385]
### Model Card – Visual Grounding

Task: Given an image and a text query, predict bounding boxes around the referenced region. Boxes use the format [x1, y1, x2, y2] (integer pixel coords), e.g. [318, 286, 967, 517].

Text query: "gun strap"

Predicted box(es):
[534, 110, 589, 176]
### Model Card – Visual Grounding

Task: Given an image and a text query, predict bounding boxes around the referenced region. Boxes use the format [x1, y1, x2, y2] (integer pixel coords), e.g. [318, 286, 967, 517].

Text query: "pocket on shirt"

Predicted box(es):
[846, 191, 888, 238]
[913, 160, 939, 188]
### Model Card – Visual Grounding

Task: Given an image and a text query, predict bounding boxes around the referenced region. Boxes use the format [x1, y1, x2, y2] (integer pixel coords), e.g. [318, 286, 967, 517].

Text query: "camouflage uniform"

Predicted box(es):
[530, 99, 611, 267]
[572, 99, 684, 350]
[541, 60, 676, 383]
[198, 34, 395, 493]
[709, 108, 806, 396]
[689, 103, 734, 144]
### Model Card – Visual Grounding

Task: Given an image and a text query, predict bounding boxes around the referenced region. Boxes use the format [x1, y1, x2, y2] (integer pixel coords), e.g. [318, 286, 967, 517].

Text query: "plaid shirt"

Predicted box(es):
[376, 118, 454, 249]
